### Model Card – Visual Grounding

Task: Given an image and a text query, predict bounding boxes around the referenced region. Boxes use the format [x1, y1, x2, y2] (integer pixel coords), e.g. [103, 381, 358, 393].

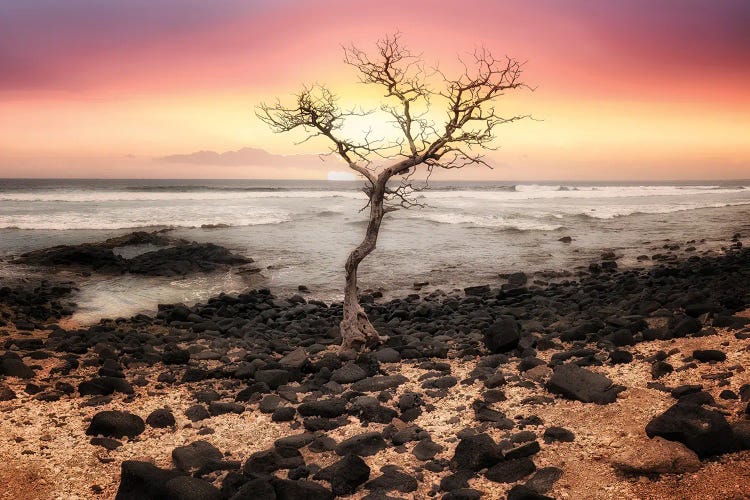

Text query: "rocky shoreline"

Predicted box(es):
[13, 231, 255, 277]
[1, 233, 750, 499]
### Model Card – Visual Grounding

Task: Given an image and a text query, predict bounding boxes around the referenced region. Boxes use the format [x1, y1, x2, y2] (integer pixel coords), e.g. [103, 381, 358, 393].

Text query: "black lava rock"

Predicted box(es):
[351, 375, 408, 392]
[115, 460, 180, 499]
[335, 432, 387, 457]
[365, 465, 418, 493]
[163, 476, 222, 500]
[244, 447, 305, 476]
[172, 441, 223, 472]
[443, 488, 484, 499]
[271, 479, 333, 500]
[79, 376, 134, 396]
[507, 484, 554, 500]
[450, 433, 503, 471]
[17, 244, 127, 273]
[162, 349, 191, 365]
[185, 404, 210, 422]
[645, 401, 737, 458]
[525, 467, 564, 494]
[609, 350, 633, 364]
[483, 319, 521, 354]
[298, 398, 348, 418]
[651, 361, 674, 379]
[692, 349, 727, 362]
[209, 401, 244, 416]
[146, 408, 176, 428]
[542, 427, 575, 443]
[504, 441, 541, 460]
[0, 357, 35, 379]
[547, 364, 622, 404]
[127, 243, 250, 277]
[272, 406, 296, 422]
[254, 369, 291, 389]
[90, 437, 123, 450]
[413, 438, 444, 461]
[485, 457, 536, 483]
[314, 454, 370, 495]
[86, 411, 145, 439]
[275, 433, 315, 449]
[672, 317, 702, 337]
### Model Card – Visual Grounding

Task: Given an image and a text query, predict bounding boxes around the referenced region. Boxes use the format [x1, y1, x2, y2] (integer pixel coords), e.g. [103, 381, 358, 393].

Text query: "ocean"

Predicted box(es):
[1, 178, 749, 324]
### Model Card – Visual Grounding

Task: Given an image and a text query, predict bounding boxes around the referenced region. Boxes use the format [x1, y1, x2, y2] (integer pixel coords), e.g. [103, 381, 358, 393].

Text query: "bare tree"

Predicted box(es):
[258, 33, 531, 352]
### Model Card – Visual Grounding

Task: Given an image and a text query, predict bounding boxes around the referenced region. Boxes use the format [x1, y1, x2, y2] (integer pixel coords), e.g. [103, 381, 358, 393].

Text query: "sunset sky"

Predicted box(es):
[1, 0, 749, 180]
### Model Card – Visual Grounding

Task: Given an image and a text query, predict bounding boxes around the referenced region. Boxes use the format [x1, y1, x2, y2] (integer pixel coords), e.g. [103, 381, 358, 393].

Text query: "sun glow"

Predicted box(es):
[1, 1, 748, 180]
[327, 171, 357, 181]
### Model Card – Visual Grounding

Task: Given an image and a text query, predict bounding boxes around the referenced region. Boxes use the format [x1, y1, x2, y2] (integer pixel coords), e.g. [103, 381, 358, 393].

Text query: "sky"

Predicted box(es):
[0, 0, 749, 180]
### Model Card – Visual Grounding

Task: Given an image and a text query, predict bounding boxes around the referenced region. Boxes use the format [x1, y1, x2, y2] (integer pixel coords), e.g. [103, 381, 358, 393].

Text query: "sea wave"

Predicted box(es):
[0, 190, 366, 202]
[676, 185, 745, 191]
[1, 182, 749, 231]
[424, 185, 750, 201]
[563, 200, 750, 219]
[428, 184, 518, 192]
[397, 199, 750, 228]
[1, 183, 748, 203]
[124, 185, 297, 192]
[0, 207, 292, 230]
[0, 220, 290, 230]
[403, 211, 565, 231]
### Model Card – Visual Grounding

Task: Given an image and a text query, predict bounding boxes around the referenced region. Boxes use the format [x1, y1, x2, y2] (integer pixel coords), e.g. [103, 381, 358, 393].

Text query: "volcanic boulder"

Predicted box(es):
[451, 433, 503, 471]
[127, 243, 251, 276]
[16, 245, 127, 273]
[645, 401, 737, 458]
[484, 318, 521, 353]
[86, 411, 145, 439]
[547, 364, 623, 404]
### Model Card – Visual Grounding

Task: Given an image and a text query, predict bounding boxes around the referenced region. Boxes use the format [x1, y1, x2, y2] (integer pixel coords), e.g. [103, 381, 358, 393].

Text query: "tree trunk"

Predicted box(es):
[340, 180, 389, 351]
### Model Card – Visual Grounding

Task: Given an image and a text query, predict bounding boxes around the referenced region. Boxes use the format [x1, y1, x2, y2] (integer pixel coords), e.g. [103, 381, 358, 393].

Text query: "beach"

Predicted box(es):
[1, 223, 749, 499]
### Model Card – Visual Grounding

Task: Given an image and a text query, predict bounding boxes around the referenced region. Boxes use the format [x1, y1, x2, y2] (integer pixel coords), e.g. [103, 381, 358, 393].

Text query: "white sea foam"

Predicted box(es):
[0, 184, 746, 203]
[0, 190, 365, 202]
[403, 211, 565, 231]
[1, 183, 749, 230]
[0, 206, 291, 230]
[544, 201, 750, 220]
[423, 185, 748, 201]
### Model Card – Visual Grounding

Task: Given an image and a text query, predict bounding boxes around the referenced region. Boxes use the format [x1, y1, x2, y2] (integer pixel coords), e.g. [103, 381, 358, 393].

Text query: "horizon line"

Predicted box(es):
[1, 177, 749, 184]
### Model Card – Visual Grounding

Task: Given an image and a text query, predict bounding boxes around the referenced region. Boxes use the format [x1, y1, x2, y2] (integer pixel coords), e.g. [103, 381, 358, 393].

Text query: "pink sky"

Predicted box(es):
[1, 0, 749, 179]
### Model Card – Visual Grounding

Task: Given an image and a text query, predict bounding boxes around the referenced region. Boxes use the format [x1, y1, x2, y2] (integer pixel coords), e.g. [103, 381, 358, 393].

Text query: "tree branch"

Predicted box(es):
[257, 35, 533, 206]
[257, 85, 378, 184]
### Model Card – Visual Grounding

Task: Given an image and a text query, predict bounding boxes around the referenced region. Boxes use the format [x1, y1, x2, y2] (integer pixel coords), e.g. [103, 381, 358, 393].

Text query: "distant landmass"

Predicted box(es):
[158, 147, 339, 168]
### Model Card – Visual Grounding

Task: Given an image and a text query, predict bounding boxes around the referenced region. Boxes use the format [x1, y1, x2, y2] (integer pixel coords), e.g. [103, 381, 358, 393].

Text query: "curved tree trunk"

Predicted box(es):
[340, 180, 389, 351]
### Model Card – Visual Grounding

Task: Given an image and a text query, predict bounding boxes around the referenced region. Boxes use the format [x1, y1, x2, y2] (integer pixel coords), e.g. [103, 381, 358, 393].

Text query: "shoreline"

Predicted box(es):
[2, 181, 750, 323]
[1, 235, 750, 499]
[2, 220, 748, 328]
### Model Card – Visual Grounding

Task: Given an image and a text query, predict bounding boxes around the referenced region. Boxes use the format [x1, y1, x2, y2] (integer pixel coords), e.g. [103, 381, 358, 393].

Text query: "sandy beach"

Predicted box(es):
[2, 232, 750, 499]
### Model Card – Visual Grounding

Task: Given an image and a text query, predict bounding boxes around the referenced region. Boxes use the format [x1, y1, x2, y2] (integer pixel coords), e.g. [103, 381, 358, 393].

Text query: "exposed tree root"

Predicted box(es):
[340, 301, 386, 352]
